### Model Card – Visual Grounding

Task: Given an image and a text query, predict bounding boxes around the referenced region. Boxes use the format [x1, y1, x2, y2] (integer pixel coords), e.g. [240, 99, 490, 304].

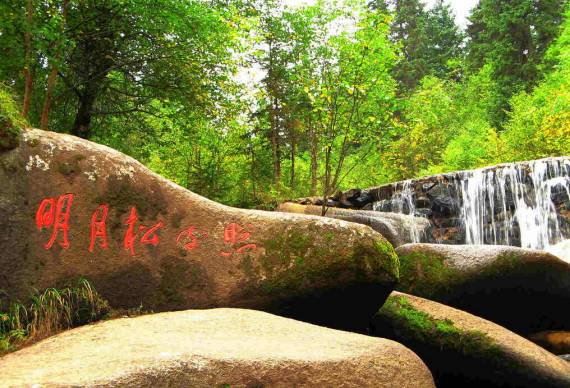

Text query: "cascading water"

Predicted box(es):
[370, 157, 570, 254]
[373, 180, 424, 243]
[459, 157, 570, 250]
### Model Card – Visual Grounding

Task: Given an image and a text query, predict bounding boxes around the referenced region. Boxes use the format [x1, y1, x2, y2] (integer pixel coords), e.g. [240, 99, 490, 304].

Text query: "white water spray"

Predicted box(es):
[372, 157, 570, 253]
[373, 180, 424, 243]
[459, 157, 570, 250]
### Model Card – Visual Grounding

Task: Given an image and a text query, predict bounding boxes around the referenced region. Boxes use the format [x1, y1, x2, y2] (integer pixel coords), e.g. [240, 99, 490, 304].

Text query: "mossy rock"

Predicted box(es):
[234, 224, 399, 331]
[372, 292, 570, 388]
[0, 128, 399, 332]
[396, 243, 570, 334]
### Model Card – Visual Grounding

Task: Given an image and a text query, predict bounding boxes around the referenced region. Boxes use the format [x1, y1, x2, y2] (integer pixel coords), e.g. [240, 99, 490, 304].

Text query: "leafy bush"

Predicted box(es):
[0, 83, 26, 150]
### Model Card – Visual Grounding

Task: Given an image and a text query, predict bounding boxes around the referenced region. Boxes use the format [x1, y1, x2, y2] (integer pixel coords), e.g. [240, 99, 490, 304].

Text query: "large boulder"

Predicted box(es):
[0, 308, 435, 387]
[278, 203, 431, 247]
[0, 129, 399, 330]
[395, 243, 570, 334]
[371, 292, 570, 388]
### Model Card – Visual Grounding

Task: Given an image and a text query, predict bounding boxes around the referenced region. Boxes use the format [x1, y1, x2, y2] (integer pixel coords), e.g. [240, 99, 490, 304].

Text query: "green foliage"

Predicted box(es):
[0, 0, 567, 207]
[0, 83, 26, 149]
[0, 278, 110, 354]
[502, 6, 570, 161]
[423, 0, 465, 80]
[371, 0, 464, 91]
[388, 0, 431, 90]
[466, 0, 567, 126]
[384, 63, 506, 179]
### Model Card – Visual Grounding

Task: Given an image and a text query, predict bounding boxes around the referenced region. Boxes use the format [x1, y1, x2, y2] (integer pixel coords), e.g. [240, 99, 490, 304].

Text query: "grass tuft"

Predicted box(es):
[0, 278, 110, 354]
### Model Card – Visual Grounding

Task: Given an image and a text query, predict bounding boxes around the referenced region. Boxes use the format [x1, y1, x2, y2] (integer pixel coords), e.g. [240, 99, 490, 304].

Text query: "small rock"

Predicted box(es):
[528, 331, 570, 355]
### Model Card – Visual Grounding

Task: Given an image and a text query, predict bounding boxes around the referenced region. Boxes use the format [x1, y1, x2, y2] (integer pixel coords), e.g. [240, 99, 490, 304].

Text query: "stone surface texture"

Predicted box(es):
[277, 202, 431, 247]
[395, 243, 570, 334]
[0, 129, 398, 329]
[0, 308, 435, 388]
[372, 292, 570, 388]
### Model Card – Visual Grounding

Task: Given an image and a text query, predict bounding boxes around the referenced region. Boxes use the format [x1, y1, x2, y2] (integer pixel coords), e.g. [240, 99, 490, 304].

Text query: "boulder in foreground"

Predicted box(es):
[0, 308, 435, 388]
[395, 243, 570, 334]
[0, 129, 399, 330]
[372, 292, 570, 388]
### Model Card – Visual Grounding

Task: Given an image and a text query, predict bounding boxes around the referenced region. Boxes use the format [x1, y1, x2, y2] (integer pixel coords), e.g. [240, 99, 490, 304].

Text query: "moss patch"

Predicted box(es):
[397, 250, 526, 299]
[239, 225, 398, 298]
[156, 256, 208, 308]
[56, 155, 85, 176]
[381, 295, 502, 360]
[397, 252, 459, 298]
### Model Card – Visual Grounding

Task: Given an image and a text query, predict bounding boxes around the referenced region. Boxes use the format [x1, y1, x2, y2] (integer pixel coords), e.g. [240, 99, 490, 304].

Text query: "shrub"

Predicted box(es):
[0, 83, 26, 150]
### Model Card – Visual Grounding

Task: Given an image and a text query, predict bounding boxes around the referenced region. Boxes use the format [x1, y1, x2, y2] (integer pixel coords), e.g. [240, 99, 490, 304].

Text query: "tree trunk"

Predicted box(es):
[40, 67, 57, 130]
[22, 0, 33, 119]
[321, 145, 332, 216]
[309, 117, 318, 196]
[270, 97, 281, 184]
[40, 0, 68, 130]
[266, 39, 281, 185]
[249, 143, 257, 202]
[290, 134, 295, 188]
[71, 86, 98, 138]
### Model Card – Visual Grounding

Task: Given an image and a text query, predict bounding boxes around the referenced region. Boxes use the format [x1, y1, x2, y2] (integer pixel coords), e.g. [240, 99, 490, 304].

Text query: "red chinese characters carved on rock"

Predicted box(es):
[176, 226, 208, 250]
[89, 204, 109, 252]
[34, 195, 258, 256]
[220, 222, 257, 257]
[123, 207, 164, 256]
[35, 193, 74, 250]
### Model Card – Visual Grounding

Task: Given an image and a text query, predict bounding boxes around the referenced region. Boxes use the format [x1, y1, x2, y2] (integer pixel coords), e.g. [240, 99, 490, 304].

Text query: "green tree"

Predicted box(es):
[0, 0, 240, 139]
[466, 0, 567, 126]
[389, 0, 430, 91]
[502, 5, 570, 160]
[424, 0, 464, 80]
[369, 0, 464, 90]
[385, 64, 502, 179]
[307, 6, 397, 209]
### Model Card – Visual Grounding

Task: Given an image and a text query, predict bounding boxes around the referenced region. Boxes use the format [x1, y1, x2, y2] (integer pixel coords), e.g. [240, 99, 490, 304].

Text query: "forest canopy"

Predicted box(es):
[0, 0, 569, 208]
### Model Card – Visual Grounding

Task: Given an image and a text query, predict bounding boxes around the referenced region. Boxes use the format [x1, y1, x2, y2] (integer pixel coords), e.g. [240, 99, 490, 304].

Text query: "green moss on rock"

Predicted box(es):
[240, 226, 398, 298]
[381, 295, 502, 359]
[397, 250, 527, 299]
[57, 155, 86, 176]
[397, 252, 459, 298]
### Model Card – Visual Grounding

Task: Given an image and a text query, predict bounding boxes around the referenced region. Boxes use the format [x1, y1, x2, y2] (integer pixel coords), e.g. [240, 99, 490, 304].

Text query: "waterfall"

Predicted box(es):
[371, 157, 570, 252]
[372, 180, 424, 243]
[460, 157, 570, 250]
